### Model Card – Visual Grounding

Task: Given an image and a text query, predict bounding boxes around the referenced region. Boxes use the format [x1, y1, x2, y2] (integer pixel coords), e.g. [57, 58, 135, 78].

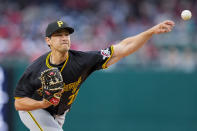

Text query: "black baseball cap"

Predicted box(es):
[45, 20, 74, 37]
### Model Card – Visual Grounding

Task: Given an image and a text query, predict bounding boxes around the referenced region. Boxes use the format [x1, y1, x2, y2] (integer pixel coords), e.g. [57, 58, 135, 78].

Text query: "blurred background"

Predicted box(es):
[0, 0, 197, 130]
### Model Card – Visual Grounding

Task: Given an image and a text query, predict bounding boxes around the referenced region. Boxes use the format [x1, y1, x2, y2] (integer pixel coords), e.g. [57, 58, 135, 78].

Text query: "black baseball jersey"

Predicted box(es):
[14, 46, 114, 116]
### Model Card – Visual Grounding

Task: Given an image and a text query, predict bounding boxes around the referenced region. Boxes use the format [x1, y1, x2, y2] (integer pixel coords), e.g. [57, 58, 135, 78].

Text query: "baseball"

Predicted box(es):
[181, 10, 192, 21]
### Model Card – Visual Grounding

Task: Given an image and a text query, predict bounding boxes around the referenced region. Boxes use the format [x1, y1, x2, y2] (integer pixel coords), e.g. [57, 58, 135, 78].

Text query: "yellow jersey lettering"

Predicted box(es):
[63, 77, 82, 92]
[67, 89, 79, 105]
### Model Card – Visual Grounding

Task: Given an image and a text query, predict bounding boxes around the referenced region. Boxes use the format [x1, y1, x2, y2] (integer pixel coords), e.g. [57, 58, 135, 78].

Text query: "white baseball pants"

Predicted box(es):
[18, 109, 68, 131]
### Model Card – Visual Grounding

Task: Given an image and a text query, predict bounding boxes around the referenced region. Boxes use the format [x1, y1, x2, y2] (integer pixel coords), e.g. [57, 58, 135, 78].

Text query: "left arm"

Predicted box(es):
[106, 20, 175, 67]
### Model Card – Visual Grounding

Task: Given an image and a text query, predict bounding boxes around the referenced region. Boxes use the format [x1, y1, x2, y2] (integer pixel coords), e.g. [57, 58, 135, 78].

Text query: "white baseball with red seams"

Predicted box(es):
[181, 10, 192, 21]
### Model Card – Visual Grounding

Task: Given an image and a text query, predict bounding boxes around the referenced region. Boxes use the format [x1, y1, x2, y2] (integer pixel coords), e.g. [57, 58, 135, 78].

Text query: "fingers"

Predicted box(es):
[164, 20, 175, 26]
[157, 20, 175, 34]
[161, 24, 172, 32]
[157, 28, 168, 34]
[150, 20, 175, 34]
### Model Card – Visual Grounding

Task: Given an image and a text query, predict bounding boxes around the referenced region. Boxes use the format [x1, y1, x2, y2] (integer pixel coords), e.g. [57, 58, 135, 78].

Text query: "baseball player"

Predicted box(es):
[14, 20, 175, 131]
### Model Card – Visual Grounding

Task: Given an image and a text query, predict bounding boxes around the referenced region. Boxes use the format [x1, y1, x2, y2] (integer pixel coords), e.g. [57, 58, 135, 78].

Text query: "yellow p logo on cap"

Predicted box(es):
[57, 21, 63, 27]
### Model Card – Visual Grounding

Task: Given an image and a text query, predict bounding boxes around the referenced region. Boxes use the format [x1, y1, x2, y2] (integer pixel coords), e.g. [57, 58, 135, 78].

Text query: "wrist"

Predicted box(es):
[38, 101, 45, 108]
[40, 99, 52, 108]
[147, 28, 155, 36]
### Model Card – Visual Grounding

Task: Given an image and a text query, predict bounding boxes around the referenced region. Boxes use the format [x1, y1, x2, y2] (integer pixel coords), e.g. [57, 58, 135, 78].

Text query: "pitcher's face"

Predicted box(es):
[46, 29, 71, 53]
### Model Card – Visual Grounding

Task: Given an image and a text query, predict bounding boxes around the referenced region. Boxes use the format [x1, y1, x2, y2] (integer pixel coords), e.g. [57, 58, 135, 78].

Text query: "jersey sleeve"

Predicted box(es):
[14, 69, 36, 99]
[86, 45, 114, 71]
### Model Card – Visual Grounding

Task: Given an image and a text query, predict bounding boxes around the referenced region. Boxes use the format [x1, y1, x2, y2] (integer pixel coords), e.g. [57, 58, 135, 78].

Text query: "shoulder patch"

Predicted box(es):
[101, 48, 111, 60]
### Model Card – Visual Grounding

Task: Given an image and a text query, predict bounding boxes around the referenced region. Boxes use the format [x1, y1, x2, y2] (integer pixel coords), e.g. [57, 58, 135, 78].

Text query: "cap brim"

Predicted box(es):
[47, 27, 74, 37]
[55, 27, 74, 34]
[63, 27, 74, 34]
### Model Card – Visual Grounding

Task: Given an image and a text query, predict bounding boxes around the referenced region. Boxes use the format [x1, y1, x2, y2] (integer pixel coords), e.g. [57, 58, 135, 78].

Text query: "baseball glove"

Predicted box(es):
[40, 68, 64, 105]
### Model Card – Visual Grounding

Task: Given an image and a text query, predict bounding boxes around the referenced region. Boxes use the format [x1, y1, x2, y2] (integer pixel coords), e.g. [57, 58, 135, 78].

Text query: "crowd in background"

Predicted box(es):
[0, 0, 197, 73]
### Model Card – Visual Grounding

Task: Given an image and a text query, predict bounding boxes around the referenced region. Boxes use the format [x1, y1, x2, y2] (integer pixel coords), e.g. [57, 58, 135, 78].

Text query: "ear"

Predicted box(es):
[45, 37, 51, 47]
